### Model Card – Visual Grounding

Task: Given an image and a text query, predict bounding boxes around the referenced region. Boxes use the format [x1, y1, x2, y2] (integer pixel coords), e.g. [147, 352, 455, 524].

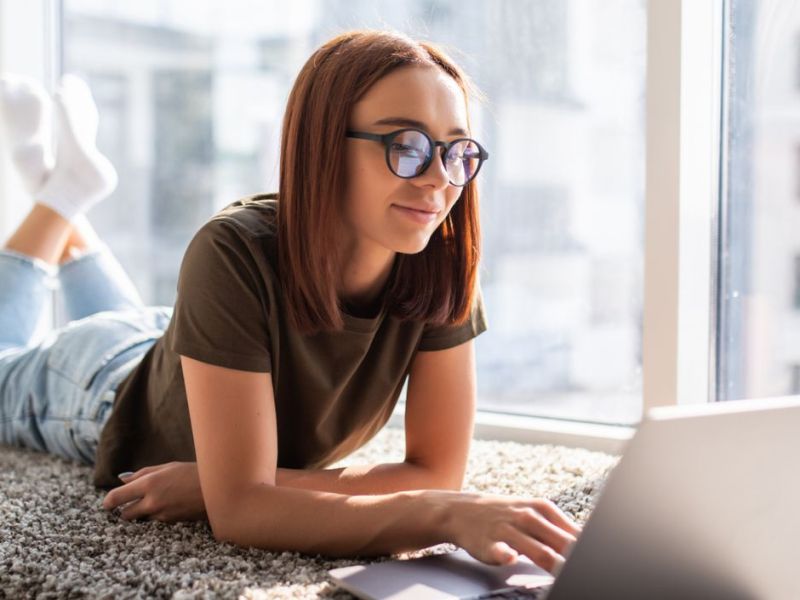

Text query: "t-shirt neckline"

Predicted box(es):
[340, 298, 388, 333]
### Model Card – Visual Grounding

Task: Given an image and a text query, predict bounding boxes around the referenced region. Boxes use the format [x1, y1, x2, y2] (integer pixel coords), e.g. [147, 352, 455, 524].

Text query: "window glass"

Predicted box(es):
[63, 0, 646, 425]
[720, 0, 800, 400]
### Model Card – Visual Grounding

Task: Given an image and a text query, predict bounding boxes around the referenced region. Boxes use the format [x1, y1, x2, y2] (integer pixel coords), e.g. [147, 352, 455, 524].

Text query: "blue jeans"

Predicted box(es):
[0, 243, 171, 465]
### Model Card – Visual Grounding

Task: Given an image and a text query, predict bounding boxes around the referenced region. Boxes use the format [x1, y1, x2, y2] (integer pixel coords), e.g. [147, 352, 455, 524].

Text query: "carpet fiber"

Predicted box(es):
[0, 425, 620, 598]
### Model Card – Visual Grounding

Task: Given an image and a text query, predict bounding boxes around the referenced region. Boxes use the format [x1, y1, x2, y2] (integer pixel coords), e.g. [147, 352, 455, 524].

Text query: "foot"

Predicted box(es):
[36, 74, 118, 222]
[0, 74, 55, 195]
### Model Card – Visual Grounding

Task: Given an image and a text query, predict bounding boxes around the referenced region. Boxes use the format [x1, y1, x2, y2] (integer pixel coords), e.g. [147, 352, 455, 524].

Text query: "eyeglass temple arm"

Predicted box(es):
[345, 130, 385, 142]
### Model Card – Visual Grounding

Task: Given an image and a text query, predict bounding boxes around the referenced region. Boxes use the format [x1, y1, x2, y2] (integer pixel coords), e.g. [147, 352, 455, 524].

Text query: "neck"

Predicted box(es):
[336, 239, 396, 314]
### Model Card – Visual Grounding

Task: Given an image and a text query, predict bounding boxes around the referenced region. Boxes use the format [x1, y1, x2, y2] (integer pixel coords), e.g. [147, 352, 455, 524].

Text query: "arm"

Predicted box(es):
[103, 340, 475, 520]
[275, 461, 454, 494]
[103, 340, 476, 521]
[225, 483, 456, 556]
[180, 354, 457, 555]
[402, 338, 477, 490]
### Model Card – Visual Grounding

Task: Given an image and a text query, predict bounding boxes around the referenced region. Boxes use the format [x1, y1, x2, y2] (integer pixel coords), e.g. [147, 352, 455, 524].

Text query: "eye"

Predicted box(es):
[447, 143, 480, 162]
[390, 142, 426, 157]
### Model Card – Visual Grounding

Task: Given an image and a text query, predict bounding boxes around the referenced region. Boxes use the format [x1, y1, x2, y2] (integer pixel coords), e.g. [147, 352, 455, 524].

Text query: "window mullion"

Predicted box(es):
[643, 0, 722, 411]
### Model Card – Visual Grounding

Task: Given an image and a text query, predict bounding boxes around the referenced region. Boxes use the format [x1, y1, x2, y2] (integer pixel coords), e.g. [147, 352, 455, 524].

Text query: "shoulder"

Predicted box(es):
[190, 193, 279, 262]
[211, 192, 279, 238]
[417, 287, 488, 351]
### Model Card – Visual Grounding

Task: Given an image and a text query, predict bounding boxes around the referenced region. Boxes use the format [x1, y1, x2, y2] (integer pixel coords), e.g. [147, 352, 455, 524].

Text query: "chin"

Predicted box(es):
[392, 235, 433, 255]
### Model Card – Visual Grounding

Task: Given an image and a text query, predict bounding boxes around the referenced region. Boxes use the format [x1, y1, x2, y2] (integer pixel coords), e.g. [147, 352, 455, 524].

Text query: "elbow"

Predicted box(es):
[409, 459, 464, 492]
[430, 476, 462, 492]
[209, 512, 238, 545]
[429, 471, 465, 492]
[444, 480, 464, 492]
[208, 482, 277, 548]
[433, 468, 466, 492]
[206, 496, 249, 546]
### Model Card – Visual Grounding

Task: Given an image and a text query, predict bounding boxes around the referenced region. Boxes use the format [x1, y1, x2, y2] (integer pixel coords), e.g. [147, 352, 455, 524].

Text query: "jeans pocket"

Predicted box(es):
[46, 311, 162, 391]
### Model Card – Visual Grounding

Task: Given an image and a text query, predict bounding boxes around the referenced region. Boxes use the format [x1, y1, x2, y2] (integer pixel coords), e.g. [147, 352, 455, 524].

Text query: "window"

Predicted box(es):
[797, 145, 800, 200]
[794, 255, 800, 310]
[61, 0, 647, 428]
[719, 0, 800, 401]
[792, 364, 800, 394]
[797, 32, 800, 90]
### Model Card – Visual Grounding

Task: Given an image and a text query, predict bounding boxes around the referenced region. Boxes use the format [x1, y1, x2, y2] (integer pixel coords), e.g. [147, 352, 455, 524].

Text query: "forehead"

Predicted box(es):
[350, 65, 469, 135]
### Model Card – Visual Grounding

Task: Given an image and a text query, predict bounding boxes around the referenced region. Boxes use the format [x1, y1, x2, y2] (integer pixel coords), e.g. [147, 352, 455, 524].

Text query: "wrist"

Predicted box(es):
[411, 488, 467, 547]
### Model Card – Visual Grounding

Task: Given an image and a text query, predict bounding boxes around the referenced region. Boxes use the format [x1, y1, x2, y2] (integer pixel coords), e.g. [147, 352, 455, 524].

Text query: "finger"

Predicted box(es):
[103, 483, 134, 510]
[515, 507, 577, 556]
[123, 465, 160, 481]
[503, 526, 566, 576]
[110, 494, 144, 515]
[103, 475, 149, 510]
[493, 541, 518, 565]
[533, 500, 583, 536]
[119, 496, 149, 521]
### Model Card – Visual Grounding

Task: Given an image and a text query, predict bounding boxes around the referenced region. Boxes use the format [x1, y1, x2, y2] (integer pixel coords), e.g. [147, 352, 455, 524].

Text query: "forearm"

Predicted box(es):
[275, 460, 454, 495]
[220, 485, 458, 558]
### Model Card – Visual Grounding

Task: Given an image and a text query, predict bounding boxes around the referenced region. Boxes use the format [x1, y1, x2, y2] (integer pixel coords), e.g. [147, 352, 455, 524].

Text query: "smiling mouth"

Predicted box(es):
[393, 205, 440, 214]
[392, 204, 440, 224]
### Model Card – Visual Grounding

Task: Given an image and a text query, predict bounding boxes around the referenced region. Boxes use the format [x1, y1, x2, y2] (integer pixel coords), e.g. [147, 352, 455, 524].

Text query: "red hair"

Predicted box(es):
[278, 29, 483, 335]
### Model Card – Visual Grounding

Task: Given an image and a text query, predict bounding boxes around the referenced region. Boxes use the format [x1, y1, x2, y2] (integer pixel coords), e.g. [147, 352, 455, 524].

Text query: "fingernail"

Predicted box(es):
[117, 471, 134, 479]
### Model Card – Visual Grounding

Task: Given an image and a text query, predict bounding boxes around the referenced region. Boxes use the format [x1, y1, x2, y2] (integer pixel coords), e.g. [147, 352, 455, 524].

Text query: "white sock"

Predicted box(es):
[0, 74, 55, 195]
[37, 74, 118, 222]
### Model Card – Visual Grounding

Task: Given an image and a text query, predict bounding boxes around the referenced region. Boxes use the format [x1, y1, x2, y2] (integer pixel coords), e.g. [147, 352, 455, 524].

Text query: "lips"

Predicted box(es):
[393, 204, 441, 214]
[391, 204, 440, 225]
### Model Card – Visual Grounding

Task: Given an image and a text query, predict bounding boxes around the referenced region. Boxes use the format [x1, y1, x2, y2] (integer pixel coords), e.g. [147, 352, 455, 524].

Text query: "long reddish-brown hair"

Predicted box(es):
[278, 29, 484, 335]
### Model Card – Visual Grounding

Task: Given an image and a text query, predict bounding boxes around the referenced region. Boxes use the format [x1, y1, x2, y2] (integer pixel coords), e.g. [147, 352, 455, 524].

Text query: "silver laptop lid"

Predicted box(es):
[545, 395, 800, 600]
[329, 547, 554, 600]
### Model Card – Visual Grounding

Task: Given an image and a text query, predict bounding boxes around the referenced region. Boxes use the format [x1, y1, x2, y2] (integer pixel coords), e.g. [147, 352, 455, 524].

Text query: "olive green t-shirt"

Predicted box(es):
[92, 193, 488, 490]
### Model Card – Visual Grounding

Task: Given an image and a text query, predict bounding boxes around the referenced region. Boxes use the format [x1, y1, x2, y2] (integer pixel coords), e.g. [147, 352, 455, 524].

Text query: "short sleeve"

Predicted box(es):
[416, 288, 489, 352]
[169, 218, 272, 372]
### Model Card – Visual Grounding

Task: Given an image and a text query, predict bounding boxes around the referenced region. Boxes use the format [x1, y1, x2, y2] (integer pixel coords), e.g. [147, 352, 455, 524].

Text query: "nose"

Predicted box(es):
[414, 147, 450, 189]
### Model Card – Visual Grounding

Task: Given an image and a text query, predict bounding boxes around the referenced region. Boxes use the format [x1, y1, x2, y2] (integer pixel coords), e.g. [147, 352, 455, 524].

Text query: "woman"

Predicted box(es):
[0, 30, 581, 572]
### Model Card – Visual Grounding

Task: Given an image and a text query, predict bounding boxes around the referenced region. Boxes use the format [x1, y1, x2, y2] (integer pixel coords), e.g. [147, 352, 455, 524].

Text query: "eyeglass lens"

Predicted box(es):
[388, 130, 482, 185]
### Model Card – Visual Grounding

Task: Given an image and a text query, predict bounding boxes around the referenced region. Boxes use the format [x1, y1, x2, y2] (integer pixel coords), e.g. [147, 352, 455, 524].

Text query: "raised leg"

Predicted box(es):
[56, 234, 145, 322]
[4, 202, 72, 265]
[0, 207, 59, 352]
[58, 213, 102, 264]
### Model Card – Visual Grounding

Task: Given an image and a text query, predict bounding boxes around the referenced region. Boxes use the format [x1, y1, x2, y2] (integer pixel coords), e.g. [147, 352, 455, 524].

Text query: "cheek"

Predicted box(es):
[444, 188, 464, 213]
[345, 152, 398, 220]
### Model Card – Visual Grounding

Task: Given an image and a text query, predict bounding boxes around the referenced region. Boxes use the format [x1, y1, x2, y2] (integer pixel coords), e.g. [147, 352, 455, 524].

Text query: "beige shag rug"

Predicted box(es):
[0, 425, 620, 598]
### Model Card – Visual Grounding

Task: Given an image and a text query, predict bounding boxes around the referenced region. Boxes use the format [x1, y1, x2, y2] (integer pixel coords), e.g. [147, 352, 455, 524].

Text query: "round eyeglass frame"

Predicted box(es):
[345, 127, 490, 187]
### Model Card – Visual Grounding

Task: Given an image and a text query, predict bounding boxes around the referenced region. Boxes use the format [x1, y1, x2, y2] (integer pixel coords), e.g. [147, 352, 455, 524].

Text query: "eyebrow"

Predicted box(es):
[371, 117, 468, 137]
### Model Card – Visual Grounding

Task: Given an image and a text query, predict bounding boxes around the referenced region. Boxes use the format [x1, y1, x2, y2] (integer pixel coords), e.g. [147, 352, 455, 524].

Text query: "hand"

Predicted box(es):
[101, 461, 207, 523]
[447, 492, 583, 575]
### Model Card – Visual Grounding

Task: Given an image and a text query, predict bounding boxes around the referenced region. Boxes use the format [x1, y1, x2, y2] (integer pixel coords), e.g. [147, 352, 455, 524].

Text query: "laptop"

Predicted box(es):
[328, 395, 800, 600]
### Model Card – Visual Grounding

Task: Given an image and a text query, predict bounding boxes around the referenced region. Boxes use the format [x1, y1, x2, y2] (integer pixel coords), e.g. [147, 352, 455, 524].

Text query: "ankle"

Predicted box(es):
[58, 244, 86, 265]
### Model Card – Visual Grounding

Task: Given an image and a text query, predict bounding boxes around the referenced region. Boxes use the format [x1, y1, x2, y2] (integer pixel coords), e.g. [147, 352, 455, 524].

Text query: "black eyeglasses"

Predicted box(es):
[345, 127, 489, 187]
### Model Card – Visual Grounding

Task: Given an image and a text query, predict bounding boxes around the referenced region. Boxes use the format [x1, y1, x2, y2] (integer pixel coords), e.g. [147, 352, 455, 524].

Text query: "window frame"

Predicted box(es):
[0, 0, 60, 243]
[643, 0, 723, 415]
[0, 0, 728, 455]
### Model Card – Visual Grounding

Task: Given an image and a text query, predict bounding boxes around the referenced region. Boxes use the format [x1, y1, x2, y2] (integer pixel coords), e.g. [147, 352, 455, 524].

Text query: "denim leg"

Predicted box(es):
[57, 241, 145, 322]
[0, 245, 170, 465]
[0, 248, 58, 355]
[0, 319, 160, 465]
[0, 249, 58, 457]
